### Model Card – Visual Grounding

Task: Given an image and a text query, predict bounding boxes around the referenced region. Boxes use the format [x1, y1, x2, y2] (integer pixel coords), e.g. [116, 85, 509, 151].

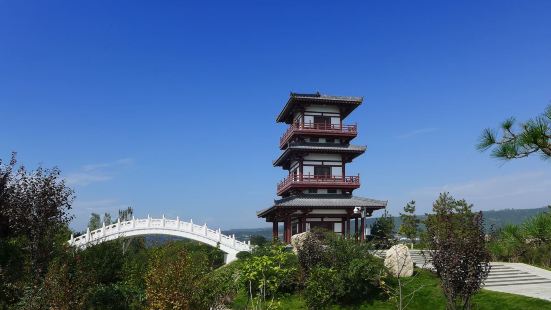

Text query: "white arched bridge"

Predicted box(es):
[68, 216, 251, 263]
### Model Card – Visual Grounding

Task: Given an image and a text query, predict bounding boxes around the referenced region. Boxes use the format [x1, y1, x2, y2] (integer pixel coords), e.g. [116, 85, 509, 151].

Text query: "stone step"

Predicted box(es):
[490, 270, 526, 276]
[488, 272, 534, 280]
[485, 277, 549, 284]
[484, 280, 551, 287]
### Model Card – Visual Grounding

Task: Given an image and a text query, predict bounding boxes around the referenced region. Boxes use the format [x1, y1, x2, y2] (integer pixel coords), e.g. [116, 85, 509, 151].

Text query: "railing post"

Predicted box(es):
[70, 233, 74, 245]
[117, 218, 121, 232]
[147, 215, 150, 228]
[132, 216, 135, 228]
[162, 214, 165, 228]
[232, 234, 236, 247]
[203, 223, 207, 236]
[102, 222, 106, 237]
[190, 219, 193, 232]
[86, 227, 91, 242]
[218, 229, 222, 242]
[176, 216, 180, 229]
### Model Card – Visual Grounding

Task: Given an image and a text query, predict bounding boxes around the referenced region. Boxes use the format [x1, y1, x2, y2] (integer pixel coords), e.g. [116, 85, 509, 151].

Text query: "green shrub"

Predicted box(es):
[236, 251, 252, 260]
[86, 284, 132, 310]
[489, 210, 551, 269]
[195, 261, 242, 309]
[297, 232, 385, 307]
[304, 266, 344, 309]
[238, 242, 299, 307]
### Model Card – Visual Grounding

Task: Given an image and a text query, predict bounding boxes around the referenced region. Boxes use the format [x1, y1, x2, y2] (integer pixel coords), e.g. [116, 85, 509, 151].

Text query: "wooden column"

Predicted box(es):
[273, 221, 279, 240]
[346, 216, 351, 239]
[354, 218, 359, 241]
[283, 220, 287, 243]
[285, 217, 293, 243]
[360, 217, 365, 241]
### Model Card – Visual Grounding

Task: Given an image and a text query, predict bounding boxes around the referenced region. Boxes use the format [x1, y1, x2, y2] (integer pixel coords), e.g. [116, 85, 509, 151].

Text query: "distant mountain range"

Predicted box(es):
[223, 207, 550, 241]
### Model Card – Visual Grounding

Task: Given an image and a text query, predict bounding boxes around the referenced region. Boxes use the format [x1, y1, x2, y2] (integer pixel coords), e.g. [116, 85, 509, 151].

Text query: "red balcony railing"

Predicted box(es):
[280, 122, 357, 148]
[277, 174, 360, 196]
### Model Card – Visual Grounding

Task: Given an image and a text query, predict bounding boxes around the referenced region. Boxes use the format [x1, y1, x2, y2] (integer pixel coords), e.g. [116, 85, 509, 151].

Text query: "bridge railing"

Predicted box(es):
[70, 216, 250, 253]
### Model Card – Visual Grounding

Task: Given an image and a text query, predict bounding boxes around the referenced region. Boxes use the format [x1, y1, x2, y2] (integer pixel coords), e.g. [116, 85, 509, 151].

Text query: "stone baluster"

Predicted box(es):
[147, 215, 150, 228]
[132, 216, 135, 228]
[85, 227, 91, 242]
[117, 218, 121, 232]
[176, 216, 180, 229]
[162, 214, 165, 228]
[102, 222, 106, 237]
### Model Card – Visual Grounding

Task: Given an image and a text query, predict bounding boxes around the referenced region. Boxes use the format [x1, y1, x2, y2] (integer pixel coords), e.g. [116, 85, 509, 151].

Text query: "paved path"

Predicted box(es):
[372, 249, 551, 301]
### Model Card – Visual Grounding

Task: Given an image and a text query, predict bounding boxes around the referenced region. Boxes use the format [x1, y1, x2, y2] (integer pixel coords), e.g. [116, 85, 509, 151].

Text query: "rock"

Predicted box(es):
[290, 232, 311, 254]
[384, 244, 414, 277]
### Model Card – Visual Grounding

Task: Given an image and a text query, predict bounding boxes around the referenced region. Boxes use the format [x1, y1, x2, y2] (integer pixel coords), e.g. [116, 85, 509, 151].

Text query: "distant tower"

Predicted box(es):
[257, 92, 387, 243]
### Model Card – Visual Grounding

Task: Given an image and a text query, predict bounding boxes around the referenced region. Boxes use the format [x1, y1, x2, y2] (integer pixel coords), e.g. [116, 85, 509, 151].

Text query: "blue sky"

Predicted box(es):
[1, 1, 550, 230]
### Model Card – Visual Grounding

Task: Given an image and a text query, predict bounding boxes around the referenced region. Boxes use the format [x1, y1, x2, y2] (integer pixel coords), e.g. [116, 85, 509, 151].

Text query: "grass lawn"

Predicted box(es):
[232, 270, 551, 309]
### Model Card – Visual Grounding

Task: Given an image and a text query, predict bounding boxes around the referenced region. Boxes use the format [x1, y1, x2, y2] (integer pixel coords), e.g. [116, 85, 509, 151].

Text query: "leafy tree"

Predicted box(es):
[80, 241, 127, 284]
[118, 206, 134, 221]
[477, 104, 551, 160]
[249, 235, 268, 246]
[425, 193, 491, 310]
[103, 212, 112, 226]
[0, 153, 16, 239]
[399, 200, 419, 247]
[145, 242, 210, 310]
[88, 213, 101, 230]
[4, 158, 74, 279]
[43, 249, 92, 310]
[371, 210, 395, 249]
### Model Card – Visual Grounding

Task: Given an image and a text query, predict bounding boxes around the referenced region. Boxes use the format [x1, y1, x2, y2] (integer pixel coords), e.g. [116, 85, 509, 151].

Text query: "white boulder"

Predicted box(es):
[290, 232, 311, 254]
[384, 244, 414, 277]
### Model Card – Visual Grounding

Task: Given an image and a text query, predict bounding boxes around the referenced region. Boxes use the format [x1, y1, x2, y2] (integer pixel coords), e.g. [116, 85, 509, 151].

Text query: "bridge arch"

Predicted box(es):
[68, 216, 251, 263]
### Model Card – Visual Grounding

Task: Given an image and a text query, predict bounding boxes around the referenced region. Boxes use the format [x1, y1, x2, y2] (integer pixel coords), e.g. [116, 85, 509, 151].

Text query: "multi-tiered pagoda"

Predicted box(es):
[257, 92, 387, 243]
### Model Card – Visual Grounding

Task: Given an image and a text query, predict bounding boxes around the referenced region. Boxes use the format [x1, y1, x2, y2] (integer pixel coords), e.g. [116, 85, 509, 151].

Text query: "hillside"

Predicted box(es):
[225, 206, 550, 241]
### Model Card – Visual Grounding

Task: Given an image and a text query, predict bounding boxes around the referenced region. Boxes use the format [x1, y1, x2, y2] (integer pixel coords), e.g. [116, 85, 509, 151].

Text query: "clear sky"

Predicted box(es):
[1, 1, 550, 231]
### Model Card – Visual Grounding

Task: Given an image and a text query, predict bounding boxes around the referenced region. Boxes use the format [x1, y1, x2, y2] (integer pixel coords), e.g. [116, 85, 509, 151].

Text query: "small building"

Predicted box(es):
[257, 92, 387, 243]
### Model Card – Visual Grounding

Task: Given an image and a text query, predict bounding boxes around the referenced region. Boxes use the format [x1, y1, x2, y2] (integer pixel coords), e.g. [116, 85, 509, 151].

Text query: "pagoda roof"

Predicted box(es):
[273, 144, 366, 167]
[276, 92, 363, 124]
[256, 194, 387, 218]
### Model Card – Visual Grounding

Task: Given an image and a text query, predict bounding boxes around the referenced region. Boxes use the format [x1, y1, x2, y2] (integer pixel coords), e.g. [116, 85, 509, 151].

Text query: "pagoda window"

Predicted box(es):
[314, 166, 331, 177]
[314, 116, 331, 129]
